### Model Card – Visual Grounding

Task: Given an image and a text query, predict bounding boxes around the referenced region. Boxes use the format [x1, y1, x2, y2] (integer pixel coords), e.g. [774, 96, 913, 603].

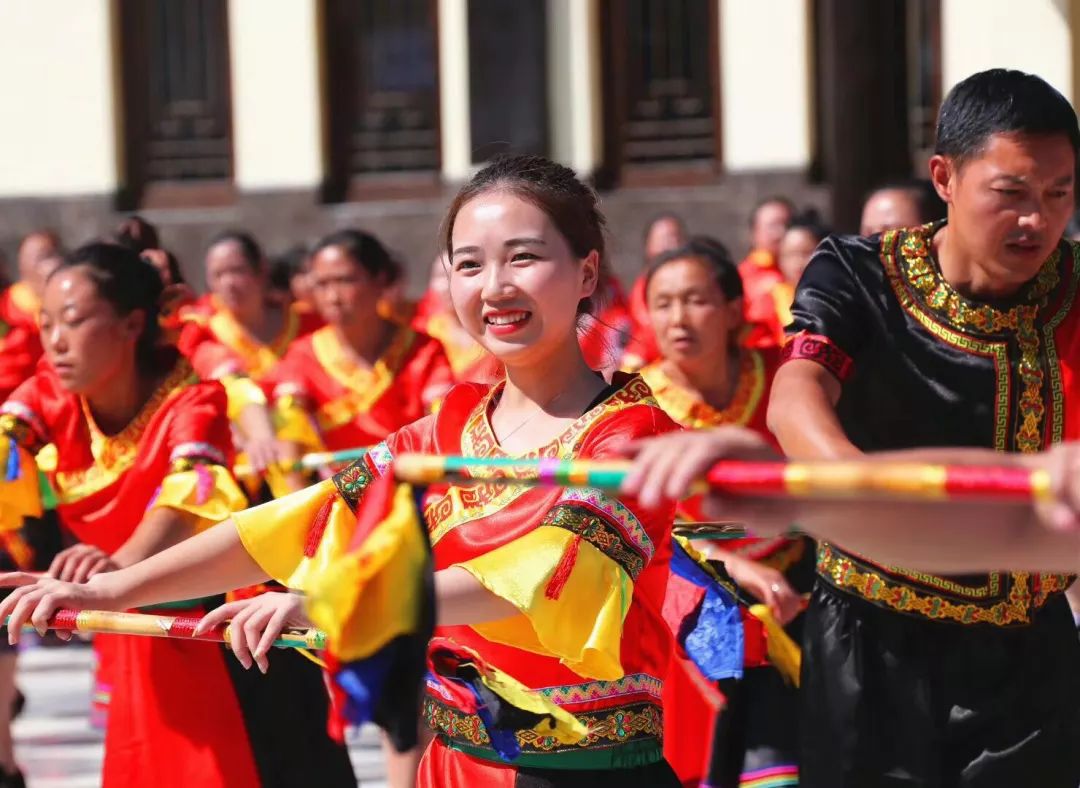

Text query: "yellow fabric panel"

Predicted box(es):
[749, 603, 802, 687]
[457, 526, 631, 682]
[221, 375, 267, 422]
[306, 484, 426, 662]
[233, 478, 358, 591]
[151, 465, 248, 532]
[0, 446, 42, 532]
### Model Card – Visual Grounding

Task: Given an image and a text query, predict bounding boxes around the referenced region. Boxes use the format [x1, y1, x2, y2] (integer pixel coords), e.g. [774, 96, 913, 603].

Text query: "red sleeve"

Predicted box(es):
[386, 413, 438, 458]
[164, 382, 236, 467]
[177, 318, 247, 381]
[1, 371, 63, 450]
[0, 325, 42, 403]
[579, 402, 680, 541]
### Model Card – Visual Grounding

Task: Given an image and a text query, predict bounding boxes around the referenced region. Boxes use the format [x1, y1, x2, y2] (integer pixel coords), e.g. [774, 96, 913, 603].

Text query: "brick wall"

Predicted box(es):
[0, 170, 829, 295]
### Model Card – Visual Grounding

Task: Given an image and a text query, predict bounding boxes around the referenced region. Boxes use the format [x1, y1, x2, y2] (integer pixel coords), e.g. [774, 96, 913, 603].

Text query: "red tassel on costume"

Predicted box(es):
[545, 535, 581, 600]
[304, 495, 336, 557]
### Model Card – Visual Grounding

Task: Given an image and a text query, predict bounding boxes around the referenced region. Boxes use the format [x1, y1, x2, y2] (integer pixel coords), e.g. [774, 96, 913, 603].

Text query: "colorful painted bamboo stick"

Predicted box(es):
[3, 609, 327, 651]
[392, 453, 1053, 503]
[234, 446, 370, 479]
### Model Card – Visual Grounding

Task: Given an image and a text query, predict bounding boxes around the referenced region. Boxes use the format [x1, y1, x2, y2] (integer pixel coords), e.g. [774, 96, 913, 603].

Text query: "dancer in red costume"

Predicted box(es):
[0, 244, 355, 787]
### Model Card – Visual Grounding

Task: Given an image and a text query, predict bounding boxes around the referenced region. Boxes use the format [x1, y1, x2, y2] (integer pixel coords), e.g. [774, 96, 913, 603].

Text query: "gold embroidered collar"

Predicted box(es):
[639, 352, 765, 430]
[463, 375, 657, 461]
[57, 359, 196, 503]
[891, 221, 1062, 336]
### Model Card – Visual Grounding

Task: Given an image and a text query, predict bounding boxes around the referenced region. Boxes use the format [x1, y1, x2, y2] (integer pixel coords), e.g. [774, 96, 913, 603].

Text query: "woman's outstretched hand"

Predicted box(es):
[0, 573, 121, 645]
[193, 592, 311, 674]
[621, 427, 800, 535]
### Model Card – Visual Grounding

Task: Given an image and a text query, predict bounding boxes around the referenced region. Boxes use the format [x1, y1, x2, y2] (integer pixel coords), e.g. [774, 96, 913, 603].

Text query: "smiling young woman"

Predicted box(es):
[0, 157, 683, 787]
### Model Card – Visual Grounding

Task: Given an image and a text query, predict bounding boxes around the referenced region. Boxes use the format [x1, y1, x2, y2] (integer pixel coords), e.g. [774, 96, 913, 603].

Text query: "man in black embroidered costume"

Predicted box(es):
[769, 69, 1080, 787]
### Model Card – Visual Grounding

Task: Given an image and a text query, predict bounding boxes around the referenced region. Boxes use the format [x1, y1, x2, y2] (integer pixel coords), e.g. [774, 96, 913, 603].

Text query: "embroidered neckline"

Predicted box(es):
[893, 221, 1061, 337]
[639, 351, 765, 429]
[58, 359, 197, 503]
[207, 299, 300, 377]
[464, 375, 657, 461]
[311, 323, 415, 394]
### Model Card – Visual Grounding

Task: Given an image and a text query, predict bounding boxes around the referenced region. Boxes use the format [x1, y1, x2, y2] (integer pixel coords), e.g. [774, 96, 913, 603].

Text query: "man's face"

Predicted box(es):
[936, 132, 1075, 289]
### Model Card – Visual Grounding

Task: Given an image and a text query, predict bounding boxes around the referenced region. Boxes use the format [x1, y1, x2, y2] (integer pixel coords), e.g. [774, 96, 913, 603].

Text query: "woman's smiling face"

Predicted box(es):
[447, 191, 598, 368]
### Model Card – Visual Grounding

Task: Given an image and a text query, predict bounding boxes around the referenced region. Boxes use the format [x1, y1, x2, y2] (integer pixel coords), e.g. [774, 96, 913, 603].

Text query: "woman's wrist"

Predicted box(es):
[87, 570, 136, 611]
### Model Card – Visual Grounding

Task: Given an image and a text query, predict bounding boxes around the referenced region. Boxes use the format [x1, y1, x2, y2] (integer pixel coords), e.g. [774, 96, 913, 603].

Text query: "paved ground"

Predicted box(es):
[13, 641, 386, 787]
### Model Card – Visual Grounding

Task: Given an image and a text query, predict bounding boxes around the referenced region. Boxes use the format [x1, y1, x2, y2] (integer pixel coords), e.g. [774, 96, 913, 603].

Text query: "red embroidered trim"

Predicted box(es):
[781, 332, 854, 383]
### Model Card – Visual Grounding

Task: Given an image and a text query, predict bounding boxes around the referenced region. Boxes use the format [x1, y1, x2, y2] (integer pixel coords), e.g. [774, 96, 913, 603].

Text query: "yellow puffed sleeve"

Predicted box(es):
[233, 478, 358, 591]
[455, 489, 653, 682]
[151, 463, 248, 530]
[458, 528, 631, 682]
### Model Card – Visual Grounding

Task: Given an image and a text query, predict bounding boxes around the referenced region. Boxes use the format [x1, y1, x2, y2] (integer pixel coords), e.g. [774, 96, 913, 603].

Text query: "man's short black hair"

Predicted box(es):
[935, 69, 1080, 166]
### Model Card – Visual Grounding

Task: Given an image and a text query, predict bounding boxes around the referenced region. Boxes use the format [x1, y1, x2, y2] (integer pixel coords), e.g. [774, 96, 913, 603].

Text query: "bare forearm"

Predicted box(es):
[111, 509, 200, 569]
[435, 567, 518, 626]
[94, 520, 270, 610]
[793, 499, 1080, 573]
[767, 362, 861, 460]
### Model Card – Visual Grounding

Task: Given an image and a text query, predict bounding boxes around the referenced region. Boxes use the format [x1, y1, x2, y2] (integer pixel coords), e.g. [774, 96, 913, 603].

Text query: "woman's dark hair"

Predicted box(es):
[207, 230, 263, 272]
[53, 242, 174, 376]
[441, 154, 610, 315]
[114, 215, 160, 253]
[140, 249, 186, 287]
[935, 69, 1080, 168]
[310, 229, 402, 286]
[267, 245, 309, 292]
[786, 209, 832, 244]
[645, 235, 743, 302]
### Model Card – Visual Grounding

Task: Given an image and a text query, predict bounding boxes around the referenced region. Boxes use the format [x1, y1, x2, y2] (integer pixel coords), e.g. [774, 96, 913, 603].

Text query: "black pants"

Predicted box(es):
[224, 645, 357, 788]
[800, 581, 1080, 788]
[710, 668, 800, 787]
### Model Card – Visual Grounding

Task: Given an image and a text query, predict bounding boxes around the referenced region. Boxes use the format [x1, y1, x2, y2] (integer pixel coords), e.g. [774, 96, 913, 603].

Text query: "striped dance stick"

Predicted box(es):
[3, 609, 327, 651]
[392, 454, 1053, 503]
[233, 446, 370, 479]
